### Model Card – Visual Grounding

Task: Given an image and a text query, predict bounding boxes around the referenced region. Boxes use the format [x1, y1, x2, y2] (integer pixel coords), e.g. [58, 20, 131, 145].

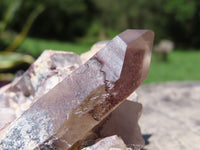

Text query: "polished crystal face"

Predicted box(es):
[0, 29, 154, 150]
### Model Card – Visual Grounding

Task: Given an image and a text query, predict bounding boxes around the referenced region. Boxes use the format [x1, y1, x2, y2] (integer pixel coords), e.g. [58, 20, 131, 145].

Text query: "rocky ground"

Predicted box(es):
[137, 81, 200, 150]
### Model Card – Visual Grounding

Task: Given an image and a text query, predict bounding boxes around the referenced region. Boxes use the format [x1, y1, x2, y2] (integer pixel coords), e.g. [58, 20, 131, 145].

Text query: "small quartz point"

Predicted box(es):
[98, 100, 145, 149]
[82, 93, 144, 150]
[0, 29, 154, 150]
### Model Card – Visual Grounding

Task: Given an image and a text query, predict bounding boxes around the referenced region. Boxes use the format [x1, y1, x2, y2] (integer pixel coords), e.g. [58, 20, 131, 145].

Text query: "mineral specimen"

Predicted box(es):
[0, 50, 81, 129]
[0, 29, 154, 150]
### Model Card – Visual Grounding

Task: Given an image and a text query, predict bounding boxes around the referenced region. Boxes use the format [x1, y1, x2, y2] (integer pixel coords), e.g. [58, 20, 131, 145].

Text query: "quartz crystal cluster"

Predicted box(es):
[0, 29, 154, 150]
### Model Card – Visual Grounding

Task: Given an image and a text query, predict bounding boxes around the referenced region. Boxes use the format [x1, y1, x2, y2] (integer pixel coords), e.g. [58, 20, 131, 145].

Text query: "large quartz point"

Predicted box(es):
[0, 29, 154, 150]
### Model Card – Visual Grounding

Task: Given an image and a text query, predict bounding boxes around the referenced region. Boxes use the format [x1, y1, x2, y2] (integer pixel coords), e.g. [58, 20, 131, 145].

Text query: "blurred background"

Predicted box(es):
[0, 0, 200, 85]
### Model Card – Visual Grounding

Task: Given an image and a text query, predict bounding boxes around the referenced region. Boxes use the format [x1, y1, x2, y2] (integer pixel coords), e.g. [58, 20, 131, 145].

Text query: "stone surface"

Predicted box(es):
[81, 41, 109, 63]
[0, 108, 15, 130]
[137, 82, 200, 150]
[0, 50, 81, 129]
[154, 40, 174, 61]
[154, 40, 174, 54]
[0, 29, 154, 149]
[81, 135, 127, 150]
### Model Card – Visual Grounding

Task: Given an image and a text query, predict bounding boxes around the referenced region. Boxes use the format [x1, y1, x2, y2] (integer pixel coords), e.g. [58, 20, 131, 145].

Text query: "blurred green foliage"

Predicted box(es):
[18, 37, 91, 57]
[0, 0, 22, 33]
[0, 0, 36, 79]
[0, 52, 34, 71]
[2, 0, 96, 41]
[145, 50, 200, 83]
[4, 4, 44, 52]
[93, 0, 200, 47]
[1, 0, 200, 47]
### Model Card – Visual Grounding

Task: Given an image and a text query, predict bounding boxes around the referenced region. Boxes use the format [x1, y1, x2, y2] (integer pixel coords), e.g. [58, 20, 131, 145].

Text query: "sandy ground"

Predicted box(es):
[137, 81, 200, 150]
